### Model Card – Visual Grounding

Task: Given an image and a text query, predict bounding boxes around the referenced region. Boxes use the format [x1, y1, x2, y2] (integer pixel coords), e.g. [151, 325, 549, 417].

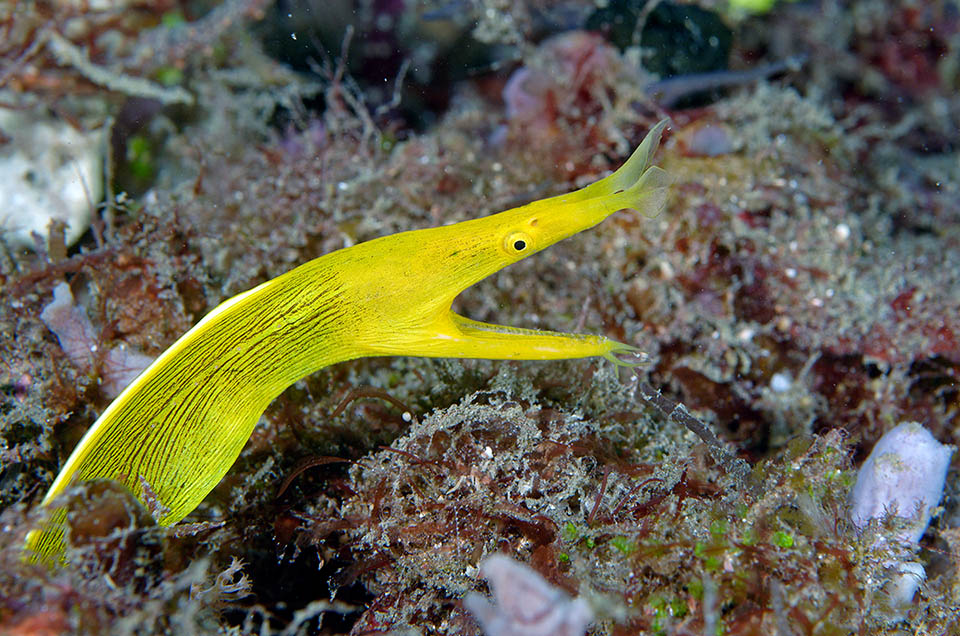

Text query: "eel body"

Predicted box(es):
[28, 120, 670, 562]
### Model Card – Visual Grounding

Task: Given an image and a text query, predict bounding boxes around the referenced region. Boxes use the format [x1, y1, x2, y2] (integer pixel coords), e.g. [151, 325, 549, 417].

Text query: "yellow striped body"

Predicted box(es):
[28, 121, 670, 562]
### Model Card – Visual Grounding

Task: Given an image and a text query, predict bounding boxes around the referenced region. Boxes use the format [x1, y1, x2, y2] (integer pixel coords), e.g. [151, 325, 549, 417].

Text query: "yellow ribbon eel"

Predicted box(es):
[27, 120, 670, 563]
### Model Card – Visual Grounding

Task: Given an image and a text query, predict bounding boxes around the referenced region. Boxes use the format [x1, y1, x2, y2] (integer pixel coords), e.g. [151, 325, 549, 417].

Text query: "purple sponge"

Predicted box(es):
[465, 554, 593, 636]
[850, 421, 953, 544]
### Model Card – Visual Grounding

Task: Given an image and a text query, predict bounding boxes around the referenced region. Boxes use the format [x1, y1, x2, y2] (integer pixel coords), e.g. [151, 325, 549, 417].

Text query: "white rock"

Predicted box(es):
[0, 105, 105, 248]
[886, 561, 925, 608]
[770, 371, 792, 393]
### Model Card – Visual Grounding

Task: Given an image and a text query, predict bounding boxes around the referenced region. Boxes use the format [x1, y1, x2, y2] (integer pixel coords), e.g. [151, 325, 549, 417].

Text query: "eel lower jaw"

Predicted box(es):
[442, 311, 637, 361]
[602, 344, 649, 367]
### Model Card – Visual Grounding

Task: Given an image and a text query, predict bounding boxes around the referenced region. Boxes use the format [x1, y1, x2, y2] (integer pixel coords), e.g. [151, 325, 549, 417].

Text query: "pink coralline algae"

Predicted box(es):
[502, 31, 618, 140]
[464, 554, 593, 636]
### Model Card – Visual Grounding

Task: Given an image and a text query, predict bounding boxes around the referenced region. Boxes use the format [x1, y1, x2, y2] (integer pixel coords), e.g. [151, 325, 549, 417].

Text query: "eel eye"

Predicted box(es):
[504, 231, 532, 255]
